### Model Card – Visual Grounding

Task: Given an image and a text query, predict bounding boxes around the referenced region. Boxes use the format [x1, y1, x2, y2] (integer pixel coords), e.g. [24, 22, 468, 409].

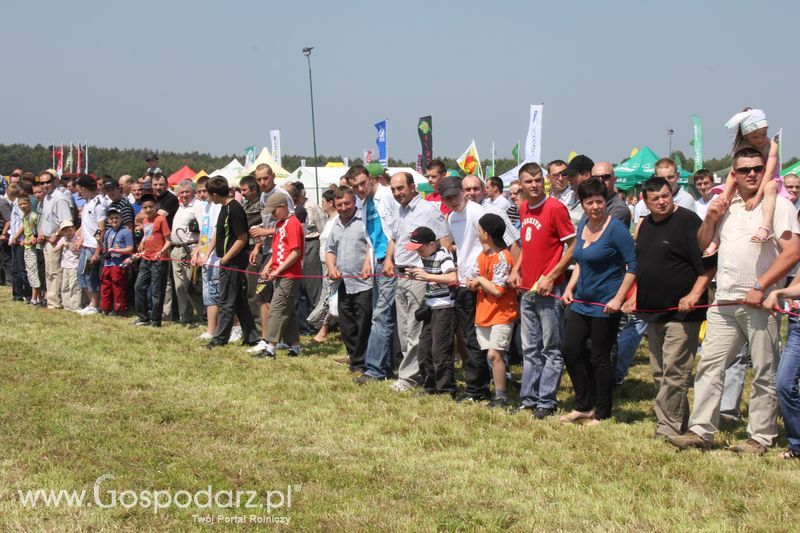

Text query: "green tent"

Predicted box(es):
[781, 160, 800, 176]
[614, 146, 691, 190]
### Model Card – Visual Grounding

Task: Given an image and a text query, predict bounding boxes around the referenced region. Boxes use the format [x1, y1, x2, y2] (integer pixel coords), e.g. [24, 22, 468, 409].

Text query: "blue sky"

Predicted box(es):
[3, 0, 799, 165]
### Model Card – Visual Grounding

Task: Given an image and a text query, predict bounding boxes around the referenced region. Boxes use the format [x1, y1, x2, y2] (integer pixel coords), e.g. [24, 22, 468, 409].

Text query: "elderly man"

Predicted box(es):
[119, 175, 134, 203]
[36, 170, 72, 308]
[170, 179, 205, 325]
[442, 175, 520, 402]
[668, 147, 800, 454]
[384, 172, 450, 392]
[326, 186, 373, 374]
[346, 163, 400, 383]
[625, 176, 714, 439]
[507, 162, 576, 417]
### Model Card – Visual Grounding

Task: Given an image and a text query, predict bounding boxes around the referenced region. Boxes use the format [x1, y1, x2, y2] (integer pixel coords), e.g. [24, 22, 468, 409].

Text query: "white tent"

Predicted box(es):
[209, 159, 245, 186]
[284, 166, 427, 201]
[231, 147, 291, 185]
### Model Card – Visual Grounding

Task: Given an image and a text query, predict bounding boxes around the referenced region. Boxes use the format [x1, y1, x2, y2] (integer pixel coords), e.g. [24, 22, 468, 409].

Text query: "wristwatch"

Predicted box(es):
[753, 281, 764, 291]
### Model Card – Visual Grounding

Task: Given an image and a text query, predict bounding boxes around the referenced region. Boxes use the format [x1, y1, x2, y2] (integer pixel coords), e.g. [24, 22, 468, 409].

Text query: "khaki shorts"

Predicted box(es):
[476, 323, 513, 352]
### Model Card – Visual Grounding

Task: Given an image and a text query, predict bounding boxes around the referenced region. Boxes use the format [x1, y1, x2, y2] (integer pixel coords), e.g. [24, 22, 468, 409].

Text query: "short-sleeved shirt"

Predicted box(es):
[519, 197, 576, 290]
[470, 249, 518, 326]
[171, 198, 204, 245]
[392, 194, 449, 268]
[38, 188, 72, 237]
[326, 211, 371, 294]
[714, 195, 800, 301]
[271, 215, 304, 278]
[140, 215, 170, 261]
[425, 191, 451, 215]
[364, 198, 389, 261]
[199, 201, 221, 266]
[156, 191, 179, 226]
[103, 226, 134, 267]
[571, 218, 637, 317]
[636, 207, 713, 323]
[22, 211, 38, 249]
[108, 197, 134, 227]
[420, 247, 456, 308]
[81, 195, 107, 248]
[59, 235, 80, 269]
[215, 200, 250, 268]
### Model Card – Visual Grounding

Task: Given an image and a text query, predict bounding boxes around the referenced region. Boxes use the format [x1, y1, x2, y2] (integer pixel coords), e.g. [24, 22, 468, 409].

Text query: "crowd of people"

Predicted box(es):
[2, 109, 800, 459]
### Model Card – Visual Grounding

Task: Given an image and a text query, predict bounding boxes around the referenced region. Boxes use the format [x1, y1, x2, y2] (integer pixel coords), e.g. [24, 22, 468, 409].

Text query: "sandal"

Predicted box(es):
[781, 448, 800, 460]
[750, 226, 773, 243]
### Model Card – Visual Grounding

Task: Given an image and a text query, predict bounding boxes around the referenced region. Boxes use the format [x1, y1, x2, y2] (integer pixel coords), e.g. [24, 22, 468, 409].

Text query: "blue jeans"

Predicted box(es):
[364, 262, 397, 379]
[614, 315, 648, 381]
[778, 321, 800, 453]
[519, 285, 564, 409]
[77, 246, 101, 292]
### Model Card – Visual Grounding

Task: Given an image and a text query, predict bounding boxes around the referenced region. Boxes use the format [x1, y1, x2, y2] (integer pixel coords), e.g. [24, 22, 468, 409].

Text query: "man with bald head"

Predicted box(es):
[461, 175, 520, 232]
[384, 172, 450, 392]
[590, 162, 631, 227]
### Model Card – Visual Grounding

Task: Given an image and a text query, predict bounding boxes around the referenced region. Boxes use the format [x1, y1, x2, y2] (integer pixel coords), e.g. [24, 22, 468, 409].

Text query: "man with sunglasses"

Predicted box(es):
[668, 147, 800, 455]
[589, 162, 631, 228]
[36, 171, 73, 308]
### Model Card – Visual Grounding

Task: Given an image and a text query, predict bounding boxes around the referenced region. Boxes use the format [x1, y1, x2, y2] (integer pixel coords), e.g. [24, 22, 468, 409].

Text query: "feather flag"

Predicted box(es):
[629, 147, 639, 158]
[568, 150, 578, 162]
[84, 141, 89, 173]
[56, 144, 64, 177]
[75, 144, 82, 174]
[457, 139, 482, 179]
[511, 142, 520, 164]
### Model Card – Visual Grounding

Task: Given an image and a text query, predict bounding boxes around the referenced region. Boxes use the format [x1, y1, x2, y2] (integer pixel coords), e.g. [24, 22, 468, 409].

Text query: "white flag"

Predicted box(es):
[269, 129, 282, 166]
[524, 104, 543, 164]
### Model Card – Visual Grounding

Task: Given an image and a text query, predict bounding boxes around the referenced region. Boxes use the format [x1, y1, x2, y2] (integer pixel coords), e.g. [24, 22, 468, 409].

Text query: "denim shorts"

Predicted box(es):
[77, 246, 101, 292]
[202, 265, 220, 306]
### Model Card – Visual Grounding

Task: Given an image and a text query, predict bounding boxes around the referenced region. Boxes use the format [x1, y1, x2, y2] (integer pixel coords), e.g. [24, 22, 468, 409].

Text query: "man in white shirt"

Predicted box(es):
[170, 179, 205, 324]
[75, 174, 106, 315]
[484, 176, 511, 211]
[692, 169, 718, 220]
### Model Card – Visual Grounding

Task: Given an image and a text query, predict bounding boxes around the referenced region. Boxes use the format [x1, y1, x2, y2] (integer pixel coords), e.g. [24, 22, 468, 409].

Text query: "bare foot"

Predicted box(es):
[559, 410, 594, 423]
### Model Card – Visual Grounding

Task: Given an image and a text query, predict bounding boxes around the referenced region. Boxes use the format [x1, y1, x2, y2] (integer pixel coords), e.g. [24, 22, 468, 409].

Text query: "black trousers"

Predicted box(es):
[562, 309, 621, 419]
[135, 259, 168, 324]
[337, 285, 373, 372]
[454, 287, 490, 398]
[0, 241, 12, 285]
[418, 306, 456, 395]
[213, 267, 259, 345]
[10, 244, 31, 300]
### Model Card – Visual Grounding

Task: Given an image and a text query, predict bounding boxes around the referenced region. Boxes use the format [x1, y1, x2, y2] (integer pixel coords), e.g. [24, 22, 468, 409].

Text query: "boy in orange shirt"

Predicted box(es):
[466, 214, 519, 409]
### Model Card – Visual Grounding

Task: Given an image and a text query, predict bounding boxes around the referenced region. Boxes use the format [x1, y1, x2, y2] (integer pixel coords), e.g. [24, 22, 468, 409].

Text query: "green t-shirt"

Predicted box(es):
[22, 212, 38, 250]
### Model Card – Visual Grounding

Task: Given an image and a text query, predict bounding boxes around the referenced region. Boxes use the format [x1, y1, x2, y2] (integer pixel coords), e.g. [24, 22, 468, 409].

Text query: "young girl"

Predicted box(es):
[54, 220, 83, 311]
[13, 195, 43, 306]
[705, 108, 780, 255]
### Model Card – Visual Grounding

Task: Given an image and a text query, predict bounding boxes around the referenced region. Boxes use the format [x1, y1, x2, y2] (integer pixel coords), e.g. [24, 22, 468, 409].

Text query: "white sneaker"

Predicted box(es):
[197, 332, 213, 341]
[230, 325, 243, 343]
[390, 380, 413, 392]
[246, 340, 269, 353]
[78, 306, 99, 316]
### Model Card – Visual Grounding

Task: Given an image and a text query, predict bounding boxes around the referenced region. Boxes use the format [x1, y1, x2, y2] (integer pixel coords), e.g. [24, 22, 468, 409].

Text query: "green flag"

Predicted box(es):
[692, 114, 703, 171]
[511, 142, 520, 164]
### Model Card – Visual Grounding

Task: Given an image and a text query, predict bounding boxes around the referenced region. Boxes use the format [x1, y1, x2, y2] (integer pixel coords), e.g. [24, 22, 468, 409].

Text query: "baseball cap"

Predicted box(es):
[564, 154, 595, 176]
[76, 174, 96, 188]
[404, 226, 437, 251]
[478, 213, 507, 249]
[264, 192, 288, 210]
[103, 177, 119, 189]
[439, 176, 462, 198]
[366, 162, 386, 178]
[145, 153, 159, 162]
[59, 220, 74, 232]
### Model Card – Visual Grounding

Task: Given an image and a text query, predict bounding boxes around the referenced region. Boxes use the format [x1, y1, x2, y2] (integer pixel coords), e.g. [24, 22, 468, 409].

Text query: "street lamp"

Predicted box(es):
[303, 46, 320, 202]
[667, 128, 675, 158]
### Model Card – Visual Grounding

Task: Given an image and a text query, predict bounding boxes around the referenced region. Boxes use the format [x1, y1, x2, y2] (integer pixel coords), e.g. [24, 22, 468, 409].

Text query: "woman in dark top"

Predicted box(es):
[561, 178, 637, 425]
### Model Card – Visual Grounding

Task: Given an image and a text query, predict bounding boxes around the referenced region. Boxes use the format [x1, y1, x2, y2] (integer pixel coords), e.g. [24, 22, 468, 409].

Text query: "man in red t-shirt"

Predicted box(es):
[508, 162, 576, 419]
[133, 193, 172, 327]
[424, 159, 452, 215]
[257, 193, 305, 357]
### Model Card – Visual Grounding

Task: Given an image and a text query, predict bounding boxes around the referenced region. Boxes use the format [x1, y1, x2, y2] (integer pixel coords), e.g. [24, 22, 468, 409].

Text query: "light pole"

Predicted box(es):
[667, 128, 675, 158]
[303, 46, 320, 202]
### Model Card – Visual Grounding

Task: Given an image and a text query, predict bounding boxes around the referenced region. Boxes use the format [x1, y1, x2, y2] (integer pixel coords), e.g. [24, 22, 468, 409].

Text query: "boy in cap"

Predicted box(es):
[100, 208, 134, 315]
[54, 219, 83, 311]
[406, 226, 458, 396]
[466, 213, 519, 408]
[256, 192, 305, 357]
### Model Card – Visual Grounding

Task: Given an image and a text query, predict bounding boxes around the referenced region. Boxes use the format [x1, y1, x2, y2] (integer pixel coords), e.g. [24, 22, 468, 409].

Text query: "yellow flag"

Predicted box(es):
[630, 147, 639, 158]
[457, 140, 482, 178]
[568, 151, 577, 162]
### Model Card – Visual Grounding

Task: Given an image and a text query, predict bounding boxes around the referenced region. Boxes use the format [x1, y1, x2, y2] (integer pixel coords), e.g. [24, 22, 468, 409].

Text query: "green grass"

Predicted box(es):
[0, 291, 798, 531]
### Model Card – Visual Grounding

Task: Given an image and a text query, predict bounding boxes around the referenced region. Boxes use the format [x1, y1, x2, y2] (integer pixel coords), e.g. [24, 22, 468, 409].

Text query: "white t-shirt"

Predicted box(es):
[199, 201, 221, 267]
[81, 195, 107, 248]
[447, 200, 487, 286]
[484, 194, 511, 212]
[694, 194, 718, 220]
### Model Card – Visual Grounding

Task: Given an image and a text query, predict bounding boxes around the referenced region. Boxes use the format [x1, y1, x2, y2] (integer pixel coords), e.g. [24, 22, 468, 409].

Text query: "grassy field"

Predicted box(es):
[0, 291, 798, 531]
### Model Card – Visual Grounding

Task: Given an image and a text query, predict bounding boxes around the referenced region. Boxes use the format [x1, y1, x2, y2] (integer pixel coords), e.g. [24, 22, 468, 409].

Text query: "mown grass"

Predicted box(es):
[0, 291, 798, 531]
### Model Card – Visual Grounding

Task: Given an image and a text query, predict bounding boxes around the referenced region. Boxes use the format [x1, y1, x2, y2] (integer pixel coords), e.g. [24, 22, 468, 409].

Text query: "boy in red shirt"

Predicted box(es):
[466, 214, 519, 408]
[133, 194, 171, 327]
[257, 193, 304, 357]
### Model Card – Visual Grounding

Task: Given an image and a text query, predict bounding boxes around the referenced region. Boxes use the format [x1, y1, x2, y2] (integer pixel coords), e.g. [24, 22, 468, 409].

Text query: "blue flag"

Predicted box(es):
[375, 120, 387, 166]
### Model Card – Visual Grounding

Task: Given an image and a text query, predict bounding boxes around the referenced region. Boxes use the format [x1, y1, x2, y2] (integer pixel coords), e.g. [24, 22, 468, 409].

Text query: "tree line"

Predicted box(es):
[1, 144, 796, 180]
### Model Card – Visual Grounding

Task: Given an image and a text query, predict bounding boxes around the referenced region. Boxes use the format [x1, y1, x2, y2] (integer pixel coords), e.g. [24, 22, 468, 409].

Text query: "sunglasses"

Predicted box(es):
[10, 173, 21, 177]
[549, 172, 567, 179]
[591, 174, 614, 180]
[734, 165, 765, 175]
[38, 179, 53, 184]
